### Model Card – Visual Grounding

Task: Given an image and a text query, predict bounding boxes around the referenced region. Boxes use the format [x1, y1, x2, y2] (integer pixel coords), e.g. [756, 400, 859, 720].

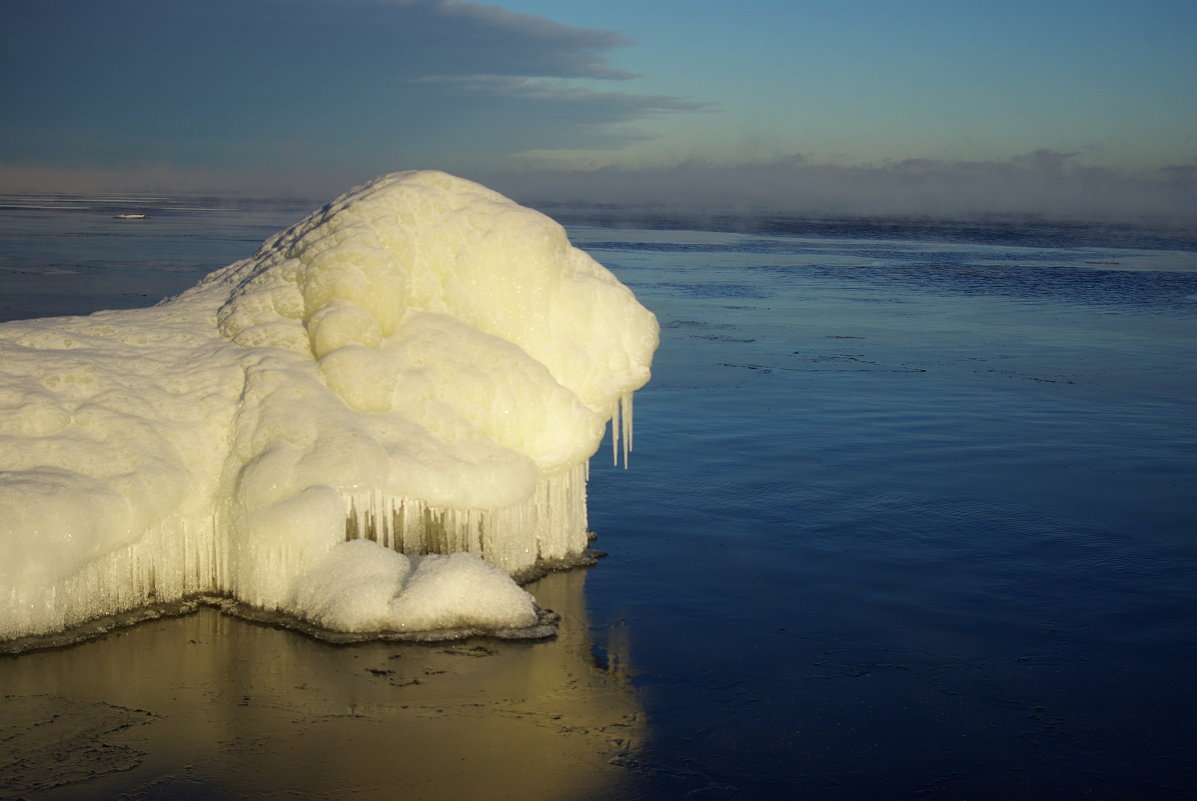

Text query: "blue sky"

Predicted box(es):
[2, 0, 1194, 217]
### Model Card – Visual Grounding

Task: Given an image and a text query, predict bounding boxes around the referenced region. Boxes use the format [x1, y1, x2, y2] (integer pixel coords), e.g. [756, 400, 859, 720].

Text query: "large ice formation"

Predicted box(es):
[0, 171, 659, 645]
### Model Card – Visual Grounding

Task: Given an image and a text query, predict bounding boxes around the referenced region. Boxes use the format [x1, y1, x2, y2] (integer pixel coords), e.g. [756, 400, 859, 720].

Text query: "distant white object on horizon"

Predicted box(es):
[0, 170, 659, 647]
[113, 213, 148, 219]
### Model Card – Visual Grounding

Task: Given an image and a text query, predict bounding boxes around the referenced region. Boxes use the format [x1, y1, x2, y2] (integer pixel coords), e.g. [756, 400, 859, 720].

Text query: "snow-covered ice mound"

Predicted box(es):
[0, 171, 658, 647]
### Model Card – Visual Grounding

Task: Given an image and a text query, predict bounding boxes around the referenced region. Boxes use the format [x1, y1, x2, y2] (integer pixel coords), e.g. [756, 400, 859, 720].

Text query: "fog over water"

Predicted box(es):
[485, 152, 1197, 227]
[6, 148, 1196, 231]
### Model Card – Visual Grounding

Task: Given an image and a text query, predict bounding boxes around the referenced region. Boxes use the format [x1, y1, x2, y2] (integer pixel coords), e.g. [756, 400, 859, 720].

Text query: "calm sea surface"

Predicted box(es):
[1, 195, 1195, 800]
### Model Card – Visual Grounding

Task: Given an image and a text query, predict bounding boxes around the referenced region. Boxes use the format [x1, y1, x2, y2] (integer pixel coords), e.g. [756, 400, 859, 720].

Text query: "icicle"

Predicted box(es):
[336, 462, 592, 579]
[610, 392, 621, 467]
[608, 391, 636, 468]
[610, 391, 634, 468]
[621, 391, 633, 469]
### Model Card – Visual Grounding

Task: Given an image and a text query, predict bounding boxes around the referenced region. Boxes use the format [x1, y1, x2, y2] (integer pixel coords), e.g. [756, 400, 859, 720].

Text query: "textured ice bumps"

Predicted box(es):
[0, 171, 659, 642]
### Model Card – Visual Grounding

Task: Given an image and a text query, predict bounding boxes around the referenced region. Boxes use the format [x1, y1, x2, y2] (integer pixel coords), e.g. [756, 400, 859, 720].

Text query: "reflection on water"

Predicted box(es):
[0, 570, 642, 801]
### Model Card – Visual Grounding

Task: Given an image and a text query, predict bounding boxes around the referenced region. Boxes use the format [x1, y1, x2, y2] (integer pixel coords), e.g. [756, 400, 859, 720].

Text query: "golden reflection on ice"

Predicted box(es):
[0, 569, 643, 800]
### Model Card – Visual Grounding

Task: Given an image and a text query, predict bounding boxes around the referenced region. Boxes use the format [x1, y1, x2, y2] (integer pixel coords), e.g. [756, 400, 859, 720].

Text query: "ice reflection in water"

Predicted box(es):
[0, 569, 641, 801]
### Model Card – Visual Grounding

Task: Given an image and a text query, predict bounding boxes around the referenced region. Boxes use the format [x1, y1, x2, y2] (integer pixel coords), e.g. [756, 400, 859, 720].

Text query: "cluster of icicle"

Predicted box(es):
[0, 171, 658, 647]
[344, 461, 593, 578]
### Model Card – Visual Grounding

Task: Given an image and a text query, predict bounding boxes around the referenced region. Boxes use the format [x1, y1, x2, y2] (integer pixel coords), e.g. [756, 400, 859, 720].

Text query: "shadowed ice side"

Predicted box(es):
[0, 171, 659, 648]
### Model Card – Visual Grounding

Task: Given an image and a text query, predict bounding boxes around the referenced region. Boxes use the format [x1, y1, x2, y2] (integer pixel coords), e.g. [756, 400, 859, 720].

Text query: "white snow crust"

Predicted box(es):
[0, 171, 658, 643]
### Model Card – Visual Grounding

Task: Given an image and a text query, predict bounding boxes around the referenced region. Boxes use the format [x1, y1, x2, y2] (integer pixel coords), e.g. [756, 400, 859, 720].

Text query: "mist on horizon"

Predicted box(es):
[4, 152, 1193, 232]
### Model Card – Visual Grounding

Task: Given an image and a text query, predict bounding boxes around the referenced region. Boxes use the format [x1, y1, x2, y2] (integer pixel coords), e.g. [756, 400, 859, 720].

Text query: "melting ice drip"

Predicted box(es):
[0, 171, 658, 644]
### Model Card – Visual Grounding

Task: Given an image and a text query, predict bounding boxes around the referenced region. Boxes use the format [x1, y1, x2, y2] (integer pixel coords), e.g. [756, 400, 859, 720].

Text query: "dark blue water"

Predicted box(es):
[577, 225, 1197, 799]
[2, 197, 1195, 800]
[0, 193, 310, 321]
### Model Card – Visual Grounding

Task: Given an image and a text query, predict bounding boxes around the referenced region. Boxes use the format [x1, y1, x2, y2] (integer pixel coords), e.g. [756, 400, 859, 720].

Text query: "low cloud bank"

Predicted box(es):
[482, 151, 1197, 226]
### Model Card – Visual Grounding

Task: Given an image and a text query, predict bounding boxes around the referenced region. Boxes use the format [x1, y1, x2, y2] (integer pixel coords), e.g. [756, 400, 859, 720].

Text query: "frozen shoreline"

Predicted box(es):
[0, 591, 565, 657]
